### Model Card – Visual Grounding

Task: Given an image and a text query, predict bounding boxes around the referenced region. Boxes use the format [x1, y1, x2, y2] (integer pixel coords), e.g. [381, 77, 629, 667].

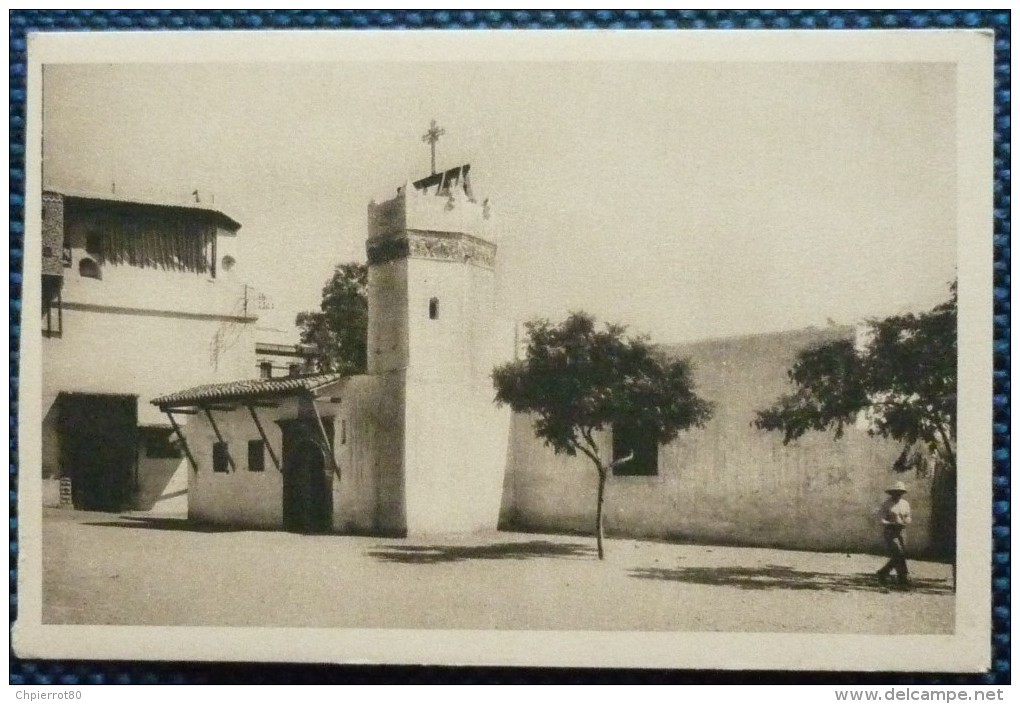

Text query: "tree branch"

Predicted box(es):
[575, 429, 605, 477]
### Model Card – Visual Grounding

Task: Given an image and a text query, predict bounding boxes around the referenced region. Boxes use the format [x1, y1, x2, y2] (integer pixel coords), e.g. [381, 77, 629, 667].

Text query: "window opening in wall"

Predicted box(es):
[340, 419, 347, 445]
[288, 363, 302, 377]
[612, 423, 659, 476]
[78, 257, 102, 280]
[42, 275, 63, 338]
[259, 361, 273, 379]
[212, 441, 230, 473]
[429, 297, 439, 320]
[248, 440, 266, 472]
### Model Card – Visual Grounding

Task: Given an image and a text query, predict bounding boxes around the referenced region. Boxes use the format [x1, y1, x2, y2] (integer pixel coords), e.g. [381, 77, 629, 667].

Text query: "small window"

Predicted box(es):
[288, 363, 302, 377]
[212, 441, 230, 473]
[85, 230, 103, 256]
[248, 440, 265, 472]
[78, 257, 102, 280]
[612, 424, 659, 476]
[259, 361, 273, 379]
[340, 419, 347, 445]
[42, 275, 62, 338]
[428, 297, 439, 320]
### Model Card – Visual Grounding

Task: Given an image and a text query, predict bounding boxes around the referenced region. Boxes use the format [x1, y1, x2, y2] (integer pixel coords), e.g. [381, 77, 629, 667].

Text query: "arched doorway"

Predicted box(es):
[280, 421, 334, 534]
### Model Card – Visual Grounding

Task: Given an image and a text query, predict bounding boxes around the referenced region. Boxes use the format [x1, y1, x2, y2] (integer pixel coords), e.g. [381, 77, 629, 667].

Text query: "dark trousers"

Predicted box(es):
[878, 527, 910, 583]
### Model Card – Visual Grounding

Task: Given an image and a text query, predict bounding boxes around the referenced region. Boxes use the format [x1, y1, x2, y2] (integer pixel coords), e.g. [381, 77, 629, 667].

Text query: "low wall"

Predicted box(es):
[501, 327, 939, 556]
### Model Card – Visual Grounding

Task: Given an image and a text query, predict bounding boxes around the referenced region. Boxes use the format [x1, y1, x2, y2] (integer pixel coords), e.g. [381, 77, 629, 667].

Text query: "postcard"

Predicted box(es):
[14, 28, 993, 670]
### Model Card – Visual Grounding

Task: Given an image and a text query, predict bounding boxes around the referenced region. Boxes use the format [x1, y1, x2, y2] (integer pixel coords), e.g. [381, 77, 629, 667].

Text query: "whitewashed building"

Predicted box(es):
[41, 190, 257, 513]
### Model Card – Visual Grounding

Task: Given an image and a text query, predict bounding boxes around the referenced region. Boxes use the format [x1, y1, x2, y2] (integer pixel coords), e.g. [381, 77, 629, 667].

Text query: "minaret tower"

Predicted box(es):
[365, 143, 511, 535]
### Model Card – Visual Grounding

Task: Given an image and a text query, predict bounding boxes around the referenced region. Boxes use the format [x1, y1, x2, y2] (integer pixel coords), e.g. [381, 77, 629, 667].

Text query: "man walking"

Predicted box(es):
[876, 481, 912, 590]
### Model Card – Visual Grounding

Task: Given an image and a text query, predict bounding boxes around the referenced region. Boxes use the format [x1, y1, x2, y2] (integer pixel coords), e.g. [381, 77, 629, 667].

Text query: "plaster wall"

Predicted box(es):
[43, 306, 255, 425]
[41, 304, 256, 515]
[332, 373, 406, 535]
[186, 396, 301, 528]
[503, 327, 937, 555]
[403, 378, 510, 535]
[401, 256, 512, 536]
[366, 259, 409, 375]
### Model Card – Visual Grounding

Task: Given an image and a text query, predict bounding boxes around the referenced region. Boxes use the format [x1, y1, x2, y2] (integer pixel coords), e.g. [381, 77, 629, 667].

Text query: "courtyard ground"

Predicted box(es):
[41, 508, 954, 633]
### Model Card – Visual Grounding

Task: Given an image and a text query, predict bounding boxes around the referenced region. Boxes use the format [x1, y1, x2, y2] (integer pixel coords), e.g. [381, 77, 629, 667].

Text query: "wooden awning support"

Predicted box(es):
[204, 407, 235, 471]
[310, 398, 341, 481]
[247, 404, 281, 472]
[164, 409, 199, 473]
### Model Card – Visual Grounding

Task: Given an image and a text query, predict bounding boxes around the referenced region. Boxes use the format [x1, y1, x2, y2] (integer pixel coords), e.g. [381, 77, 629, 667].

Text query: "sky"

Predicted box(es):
[42, 59, 957, 343]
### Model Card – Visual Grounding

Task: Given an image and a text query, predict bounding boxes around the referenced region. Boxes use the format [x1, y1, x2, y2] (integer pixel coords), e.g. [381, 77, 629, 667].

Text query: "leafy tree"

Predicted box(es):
[753, 283, 957, 553]
[296, 262, 368, 375]
[492, 312, 714, 559]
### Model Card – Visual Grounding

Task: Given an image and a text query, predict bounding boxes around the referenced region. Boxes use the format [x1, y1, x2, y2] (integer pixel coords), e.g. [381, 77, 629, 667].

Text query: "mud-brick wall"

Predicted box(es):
[501, 327, 939, 556]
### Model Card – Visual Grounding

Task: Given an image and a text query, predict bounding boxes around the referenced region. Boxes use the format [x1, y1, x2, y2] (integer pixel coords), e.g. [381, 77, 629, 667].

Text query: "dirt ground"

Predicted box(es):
[40, 508, 954, 633]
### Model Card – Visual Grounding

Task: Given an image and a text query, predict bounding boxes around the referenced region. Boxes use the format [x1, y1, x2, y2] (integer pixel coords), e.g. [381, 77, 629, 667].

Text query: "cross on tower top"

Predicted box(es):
[421, 119, 445, 175]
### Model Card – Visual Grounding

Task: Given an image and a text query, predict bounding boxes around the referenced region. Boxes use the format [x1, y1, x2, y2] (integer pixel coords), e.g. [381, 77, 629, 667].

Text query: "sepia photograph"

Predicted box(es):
[14, 29, 993, 670]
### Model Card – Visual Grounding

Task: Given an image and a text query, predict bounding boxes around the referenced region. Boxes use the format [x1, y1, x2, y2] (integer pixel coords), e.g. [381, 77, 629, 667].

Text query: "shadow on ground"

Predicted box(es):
[630, 564, 953, 595]
[368, 540, 594, 564]
[83, 516, 243, 533]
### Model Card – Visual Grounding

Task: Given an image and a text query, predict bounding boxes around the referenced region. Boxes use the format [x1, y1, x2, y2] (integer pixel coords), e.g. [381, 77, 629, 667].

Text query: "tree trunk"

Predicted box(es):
[595, 467, 607, 560]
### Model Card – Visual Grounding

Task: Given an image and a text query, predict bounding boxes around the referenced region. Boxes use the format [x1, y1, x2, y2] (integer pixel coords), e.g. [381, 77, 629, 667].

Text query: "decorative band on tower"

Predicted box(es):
[367, 230, 496, 269]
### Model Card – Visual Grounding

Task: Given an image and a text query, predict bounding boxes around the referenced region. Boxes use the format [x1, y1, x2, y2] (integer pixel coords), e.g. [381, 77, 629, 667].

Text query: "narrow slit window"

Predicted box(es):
[340, 419, 347, 445]
[429, 297, 439, 320]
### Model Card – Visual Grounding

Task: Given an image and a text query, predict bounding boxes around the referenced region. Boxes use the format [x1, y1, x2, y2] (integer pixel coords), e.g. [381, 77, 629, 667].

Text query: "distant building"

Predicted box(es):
[254, 308, 318, 379]
[41, 189, 257, 514]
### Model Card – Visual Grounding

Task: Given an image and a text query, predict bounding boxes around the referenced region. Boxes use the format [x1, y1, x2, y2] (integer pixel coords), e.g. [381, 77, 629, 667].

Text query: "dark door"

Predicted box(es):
[280, 421, 333, 534]
[58, 393, 137, 512]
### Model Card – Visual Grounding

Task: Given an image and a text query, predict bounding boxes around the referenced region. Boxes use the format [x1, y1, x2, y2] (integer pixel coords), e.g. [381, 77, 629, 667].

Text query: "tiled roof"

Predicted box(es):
[152, 372, 345, 408]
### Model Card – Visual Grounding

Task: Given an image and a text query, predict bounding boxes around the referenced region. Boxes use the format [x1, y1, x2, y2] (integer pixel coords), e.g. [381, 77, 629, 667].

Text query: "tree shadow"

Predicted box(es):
[367, 540, 594, 564]
[630, 564, 953, 595]
[83, 516, 245, 533]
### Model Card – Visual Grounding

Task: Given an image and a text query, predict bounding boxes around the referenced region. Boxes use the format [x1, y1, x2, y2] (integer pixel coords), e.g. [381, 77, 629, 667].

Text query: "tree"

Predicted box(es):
[492, 312, 714, 559]
[753, 283, 957, 553]
[296, 262, 368, 375]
